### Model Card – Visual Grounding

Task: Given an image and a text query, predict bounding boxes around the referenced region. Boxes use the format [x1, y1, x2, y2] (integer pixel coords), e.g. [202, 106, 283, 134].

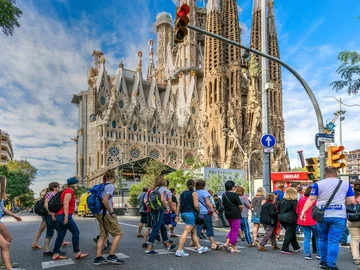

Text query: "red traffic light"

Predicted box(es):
[177, 4, 190, 17]
[330, 146, 344, 154]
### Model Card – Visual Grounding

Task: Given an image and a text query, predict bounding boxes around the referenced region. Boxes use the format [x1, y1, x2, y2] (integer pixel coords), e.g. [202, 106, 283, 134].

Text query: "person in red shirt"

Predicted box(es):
[52, 177, 88, 261]
[296, 186, 319, 260]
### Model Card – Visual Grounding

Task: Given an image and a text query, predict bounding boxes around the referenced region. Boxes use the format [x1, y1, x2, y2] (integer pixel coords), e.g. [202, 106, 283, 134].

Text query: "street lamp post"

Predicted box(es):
[248, 150, 261, 198]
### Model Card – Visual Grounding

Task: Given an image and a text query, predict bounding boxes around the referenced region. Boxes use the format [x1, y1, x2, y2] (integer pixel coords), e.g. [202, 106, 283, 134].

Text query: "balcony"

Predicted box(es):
[1, 150, 11, 161]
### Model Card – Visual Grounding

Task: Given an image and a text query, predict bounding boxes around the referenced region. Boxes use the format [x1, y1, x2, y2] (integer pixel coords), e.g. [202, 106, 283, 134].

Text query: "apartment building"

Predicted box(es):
[0, 129, 14, 165]
[346, 149, 360, 175]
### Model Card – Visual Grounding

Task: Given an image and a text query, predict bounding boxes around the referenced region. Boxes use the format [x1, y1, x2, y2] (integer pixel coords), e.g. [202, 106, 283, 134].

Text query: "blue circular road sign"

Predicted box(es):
[261, 134, 276, 148]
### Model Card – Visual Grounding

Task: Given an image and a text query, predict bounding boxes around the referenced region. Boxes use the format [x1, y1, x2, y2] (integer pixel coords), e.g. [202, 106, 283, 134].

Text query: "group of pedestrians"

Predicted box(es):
[258, 166, 357, 270]
[0, 165, 359, 270]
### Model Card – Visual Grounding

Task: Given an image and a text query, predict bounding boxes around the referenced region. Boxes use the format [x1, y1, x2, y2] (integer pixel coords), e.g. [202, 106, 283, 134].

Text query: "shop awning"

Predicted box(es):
[117, 157, 176, 176]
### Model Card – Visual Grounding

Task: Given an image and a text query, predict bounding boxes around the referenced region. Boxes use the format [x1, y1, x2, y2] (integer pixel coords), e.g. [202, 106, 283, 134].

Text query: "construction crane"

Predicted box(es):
[297, 150, 305, 168]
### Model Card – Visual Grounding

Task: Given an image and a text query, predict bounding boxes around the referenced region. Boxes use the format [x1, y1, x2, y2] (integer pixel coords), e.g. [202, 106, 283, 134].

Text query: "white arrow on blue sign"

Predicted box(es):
[261, 134, 276, 148]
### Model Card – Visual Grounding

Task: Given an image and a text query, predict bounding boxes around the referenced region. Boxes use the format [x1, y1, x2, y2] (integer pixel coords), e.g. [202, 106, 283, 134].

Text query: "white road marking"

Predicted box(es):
[41, 259, 75, 269]
[102, 253, 129, 259]
[153, 249, 175, 255]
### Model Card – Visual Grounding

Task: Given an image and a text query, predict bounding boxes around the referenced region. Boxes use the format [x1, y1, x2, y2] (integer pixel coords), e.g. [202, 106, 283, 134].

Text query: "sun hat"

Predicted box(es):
[67, 177, 79, 185]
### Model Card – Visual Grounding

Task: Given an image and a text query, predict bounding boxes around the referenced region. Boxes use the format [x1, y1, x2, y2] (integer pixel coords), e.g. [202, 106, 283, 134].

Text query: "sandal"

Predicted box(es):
[61, 242, 72, 247]
[53, 255, 68, 260]
[224, 244, 231, 252]
[211, 244, 223, 250]
[231, 249, 241, 253]
[136, 234, 144, 238]
[31, 245, 43, 250]
[75, 252, 89, 260]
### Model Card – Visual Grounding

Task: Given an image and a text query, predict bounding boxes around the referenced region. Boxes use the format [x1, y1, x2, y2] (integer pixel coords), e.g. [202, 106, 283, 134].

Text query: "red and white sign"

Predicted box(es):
[271, 172, 309, 181]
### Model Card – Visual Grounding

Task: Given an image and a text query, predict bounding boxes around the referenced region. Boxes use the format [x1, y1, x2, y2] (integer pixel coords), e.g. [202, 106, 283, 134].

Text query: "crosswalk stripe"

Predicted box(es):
[153, 249, 175, 255]
[102, 253, 129, 259]
[41, 259, 75, 269]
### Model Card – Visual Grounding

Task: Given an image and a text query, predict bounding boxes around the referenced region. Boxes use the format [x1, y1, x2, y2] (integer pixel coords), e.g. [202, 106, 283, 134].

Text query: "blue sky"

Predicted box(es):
[0, 0, 359, 195]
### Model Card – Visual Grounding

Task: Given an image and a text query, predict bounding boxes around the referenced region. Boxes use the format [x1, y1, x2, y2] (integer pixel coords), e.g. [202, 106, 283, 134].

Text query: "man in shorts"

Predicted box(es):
[93, 170, 124, 266]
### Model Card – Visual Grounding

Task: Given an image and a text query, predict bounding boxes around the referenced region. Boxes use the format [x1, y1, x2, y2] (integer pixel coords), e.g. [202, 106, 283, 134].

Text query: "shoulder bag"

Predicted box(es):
[312, 180, 342, 223]
[184, 191, 205, 226]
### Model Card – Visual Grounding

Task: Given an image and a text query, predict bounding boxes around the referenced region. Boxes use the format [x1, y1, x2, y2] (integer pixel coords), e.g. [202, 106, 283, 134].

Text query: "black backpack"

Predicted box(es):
[148, 187, 163, 212]
[48, 190, 64, 213]
[34, 197, 48, 216]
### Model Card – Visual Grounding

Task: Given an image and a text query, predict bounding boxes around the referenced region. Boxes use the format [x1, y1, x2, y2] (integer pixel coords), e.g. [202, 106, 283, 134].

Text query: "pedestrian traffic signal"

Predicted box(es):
[174, 4, 190, 43]
[327, 146, 346, 169]
[305, 157, 318, 181]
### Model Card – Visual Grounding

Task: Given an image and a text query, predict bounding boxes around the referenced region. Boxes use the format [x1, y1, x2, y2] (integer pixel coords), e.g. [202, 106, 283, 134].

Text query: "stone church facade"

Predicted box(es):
[73, 0, 289, 187]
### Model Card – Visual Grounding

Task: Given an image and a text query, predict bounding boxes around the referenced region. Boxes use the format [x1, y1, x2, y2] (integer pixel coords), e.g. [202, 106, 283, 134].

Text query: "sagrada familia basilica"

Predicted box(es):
[73, 0, 290, 186]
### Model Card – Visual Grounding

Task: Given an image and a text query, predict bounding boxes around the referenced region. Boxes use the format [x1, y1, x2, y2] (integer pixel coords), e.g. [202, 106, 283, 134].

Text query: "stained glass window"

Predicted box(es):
[112, 120, 116, 128]
[100, 96, 105, 105]
[119, 100, 124, 109]
[109, 146, 120, 157]
[149, 150, 160, 159]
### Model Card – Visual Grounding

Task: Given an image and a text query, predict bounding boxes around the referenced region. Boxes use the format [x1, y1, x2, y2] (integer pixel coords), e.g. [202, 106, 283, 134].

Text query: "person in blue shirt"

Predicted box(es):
[301, 166, 356, 270]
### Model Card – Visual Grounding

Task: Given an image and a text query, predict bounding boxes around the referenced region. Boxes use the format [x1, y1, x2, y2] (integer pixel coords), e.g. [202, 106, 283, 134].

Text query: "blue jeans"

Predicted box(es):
[302, 225, 319, 256]
[340, 227, 349, 243]
[196, 214, 214, 238]
[43, 214, 56, 239]
[241, 217, 253, 245]
[53, 214, 80, 254]
[147, 209, 169, 245]
[317, 217, 346, 267]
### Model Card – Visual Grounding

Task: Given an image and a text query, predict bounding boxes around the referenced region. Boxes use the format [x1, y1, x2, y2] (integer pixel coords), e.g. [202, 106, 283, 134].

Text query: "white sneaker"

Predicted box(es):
[175, 250, 189, 257]
[197, 246, 208, 254]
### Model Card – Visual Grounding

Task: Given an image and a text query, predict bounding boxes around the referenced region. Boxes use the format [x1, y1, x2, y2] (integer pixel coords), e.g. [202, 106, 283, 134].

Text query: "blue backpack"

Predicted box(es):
[87, 183, 110, 215]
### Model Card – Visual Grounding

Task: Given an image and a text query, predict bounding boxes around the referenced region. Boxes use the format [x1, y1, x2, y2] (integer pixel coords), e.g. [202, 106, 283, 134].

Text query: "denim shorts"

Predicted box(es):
[181, 212, 195, 226]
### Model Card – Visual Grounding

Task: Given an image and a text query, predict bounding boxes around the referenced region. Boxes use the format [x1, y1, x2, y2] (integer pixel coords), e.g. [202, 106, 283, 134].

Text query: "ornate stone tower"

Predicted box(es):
[221, 0, 244, 168]
[155, 12, 173, 84]
[248, 0, 289, 173]
[203, 0, 226, 167]
[267, 0, 288, 171]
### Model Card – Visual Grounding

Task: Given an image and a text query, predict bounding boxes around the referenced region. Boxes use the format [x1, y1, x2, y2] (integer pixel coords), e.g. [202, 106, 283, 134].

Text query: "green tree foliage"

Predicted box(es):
[206, 174, 222, 193]
[7, 160, 37, 181]
[128, 183, 143, 208]
[18, 190, 34, 208]
[74, 186, 88, 199]
[330, 51, 360, 95]
[166, 170, 192, 194]
[0, 0, 23, 36]
[128, 159, 166, 208]
[291, 167, 307, 172]
[6, 169, 31, 201]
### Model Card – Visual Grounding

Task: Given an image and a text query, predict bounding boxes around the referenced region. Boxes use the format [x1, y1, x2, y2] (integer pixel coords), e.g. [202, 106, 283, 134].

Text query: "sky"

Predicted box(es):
[0, 0, 359, 196]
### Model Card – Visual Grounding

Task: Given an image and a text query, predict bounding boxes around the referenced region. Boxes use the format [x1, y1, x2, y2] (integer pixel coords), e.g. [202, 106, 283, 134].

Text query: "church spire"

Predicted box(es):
[222, 0, 241, 65]
[147, 39, 155, 81]
[207, 0, 221, 13]
[267, 0, 281, 85]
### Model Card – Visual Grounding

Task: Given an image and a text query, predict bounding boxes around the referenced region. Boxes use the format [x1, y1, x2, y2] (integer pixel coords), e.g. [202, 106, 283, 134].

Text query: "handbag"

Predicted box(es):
[346, 204, 360, 222]
[312, 180, 342, 223]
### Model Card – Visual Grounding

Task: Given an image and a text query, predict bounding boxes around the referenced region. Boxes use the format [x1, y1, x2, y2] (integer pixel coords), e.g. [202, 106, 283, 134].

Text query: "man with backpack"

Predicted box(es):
[145, 176, 177, 255]
[137, 187, 149, 238]
[93, 170, 124, 265]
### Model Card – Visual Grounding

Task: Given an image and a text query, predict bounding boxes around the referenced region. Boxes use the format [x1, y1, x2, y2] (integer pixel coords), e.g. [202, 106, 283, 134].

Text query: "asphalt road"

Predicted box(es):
[2, 214, 356, 270]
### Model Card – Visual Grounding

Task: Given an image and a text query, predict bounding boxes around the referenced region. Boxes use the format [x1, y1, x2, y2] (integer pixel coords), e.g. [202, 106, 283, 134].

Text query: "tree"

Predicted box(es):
[6, 169, 31, 202]
[0, 0, 23, 36]
[330, 51, 360, 95]
[291, 167, 306, 172]
[206, 174, 222, 193]
[74, 186, 88, 199]
[166, 169, 192, 194]
[7, 160, 37, 182]
[18, 190, 34, 208]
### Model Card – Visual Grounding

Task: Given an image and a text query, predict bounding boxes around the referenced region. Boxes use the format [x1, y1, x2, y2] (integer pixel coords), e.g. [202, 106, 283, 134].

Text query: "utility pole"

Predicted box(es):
[261, 0, 271, 193]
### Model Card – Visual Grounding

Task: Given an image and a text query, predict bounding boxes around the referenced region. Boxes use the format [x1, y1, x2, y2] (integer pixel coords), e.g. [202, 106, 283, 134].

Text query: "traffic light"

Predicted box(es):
[174, 4, 190, 43]
[305, 158, 318, 181]
[327, 146, 346, 169]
